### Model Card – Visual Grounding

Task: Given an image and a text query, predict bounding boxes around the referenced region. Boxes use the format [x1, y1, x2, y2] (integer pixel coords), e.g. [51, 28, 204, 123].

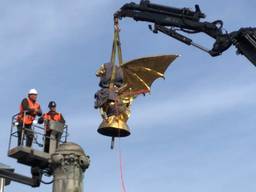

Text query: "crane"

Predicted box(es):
[115, 0, 256, 66]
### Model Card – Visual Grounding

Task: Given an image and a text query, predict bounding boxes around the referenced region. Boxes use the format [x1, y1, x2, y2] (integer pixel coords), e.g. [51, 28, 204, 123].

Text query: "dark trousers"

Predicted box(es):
[44, 130, 61, 153]
[17, 124, 34, 147]
[44, 130, 51, 153]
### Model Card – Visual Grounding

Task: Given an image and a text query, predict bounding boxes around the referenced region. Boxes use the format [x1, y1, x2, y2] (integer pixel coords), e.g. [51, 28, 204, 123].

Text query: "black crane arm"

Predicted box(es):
[0, 167, 42, 187]
[115, 0, 256, 66]
[115, 1, 222, 37]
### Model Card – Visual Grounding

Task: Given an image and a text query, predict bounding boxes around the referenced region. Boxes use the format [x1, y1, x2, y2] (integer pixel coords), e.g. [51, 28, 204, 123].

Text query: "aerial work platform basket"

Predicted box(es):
[8, 146, 50, 169]
[8, 113, 68, 169]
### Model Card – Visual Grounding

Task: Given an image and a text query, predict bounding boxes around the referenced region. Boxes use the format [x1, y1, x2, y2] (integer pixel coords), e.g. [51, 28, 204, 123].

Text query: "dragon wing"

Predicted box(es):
[120, 54, 178, 96]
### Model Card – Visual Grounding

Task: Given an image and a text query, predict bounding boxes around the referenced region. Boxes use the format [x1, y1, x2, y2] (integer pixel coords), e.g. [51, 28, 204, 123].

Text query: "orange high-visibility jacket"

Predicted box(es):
[43, 112, 61, 121]
[42, 112, 64, 131]
[18, 98, 40, 125]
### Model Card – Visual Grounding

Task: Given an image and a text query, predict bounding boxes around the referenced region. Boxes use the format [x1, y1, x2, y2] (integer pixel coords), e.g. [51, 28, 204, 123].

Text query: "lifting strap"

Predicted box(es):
[110, 17, 123, 89]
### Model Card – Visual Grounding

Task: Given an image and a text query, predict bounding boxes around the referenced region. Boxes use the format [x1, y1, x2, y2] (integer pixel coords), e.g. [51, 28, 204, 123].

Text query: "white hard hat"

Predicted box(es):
[28, 88, 38, 95]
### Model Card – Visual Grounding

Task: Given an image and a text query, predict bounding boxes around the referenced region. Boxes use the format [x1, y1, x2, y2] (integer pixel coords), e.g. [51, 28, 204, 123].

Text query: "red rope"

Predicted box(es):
[118, 140, 127, 192]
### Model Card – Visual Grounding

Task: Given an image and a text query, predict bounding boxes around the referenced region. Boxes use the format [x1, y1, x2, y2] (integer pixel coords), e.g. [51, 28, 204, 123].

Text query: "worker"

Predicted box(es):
[38, 101, 65, 153]
[17, 88, 42, 147]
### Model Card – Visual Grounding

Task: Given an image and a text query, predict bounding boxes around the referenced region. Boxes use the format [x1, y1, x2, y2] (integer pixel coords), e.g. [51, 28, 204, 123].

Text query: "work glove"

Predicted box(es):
[37, 117, 44, 124]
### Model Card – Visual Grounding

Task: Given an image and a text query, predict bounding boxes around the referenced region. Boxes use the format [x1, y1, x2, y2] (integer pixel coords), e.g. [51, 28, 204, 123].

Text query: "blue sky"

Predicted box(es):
[0, 0, 256, 192]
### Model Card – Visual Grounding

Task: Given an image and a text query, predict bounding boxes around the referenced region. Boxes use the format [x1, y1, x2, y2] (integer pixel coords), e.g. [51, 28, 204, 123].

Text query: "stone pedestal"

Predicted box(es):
[51, 142, 90, 192]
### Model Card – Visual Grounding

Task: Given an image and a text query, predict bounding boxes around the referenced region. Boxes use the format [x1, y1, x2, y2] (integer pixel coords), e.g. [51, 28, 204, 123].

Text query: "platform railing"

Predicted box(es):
[8, 113, 69, 153]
